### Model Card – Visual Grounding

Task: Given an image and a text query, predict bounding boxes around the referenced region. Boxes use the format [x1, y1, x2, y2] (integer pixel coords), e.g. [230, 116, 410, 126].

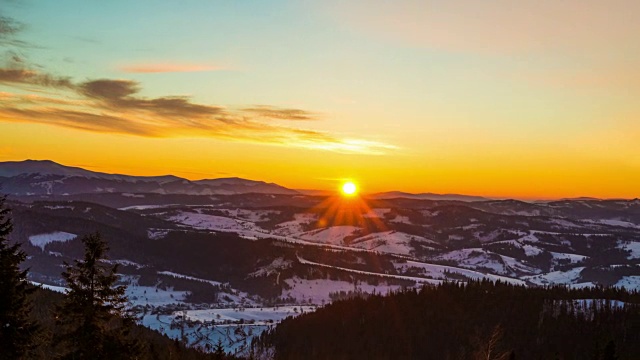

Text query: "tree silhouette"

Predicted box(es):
[55, 233, 141, 359]
[602, 340, 618, 360]
[0, 195, 37, 359]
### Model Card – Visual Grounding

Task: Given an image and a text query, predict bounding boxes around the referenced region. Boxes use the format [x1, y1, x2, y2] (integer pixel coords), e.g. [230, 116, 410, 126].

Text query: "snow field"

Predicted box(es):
[282, 277, 405, 304]
[29, 232, 77, 250]
[182, 306, 317, 324]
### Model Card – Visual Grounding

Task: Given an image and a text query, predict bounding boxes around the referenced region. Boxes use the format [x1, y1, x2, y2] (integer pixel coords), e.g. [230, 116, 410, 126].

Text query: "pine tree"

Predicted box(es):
[55, 233, 141, 359]
[213, 339, 226, 359]
[602, 340, 618, 360]
[0, 195, 37, 359]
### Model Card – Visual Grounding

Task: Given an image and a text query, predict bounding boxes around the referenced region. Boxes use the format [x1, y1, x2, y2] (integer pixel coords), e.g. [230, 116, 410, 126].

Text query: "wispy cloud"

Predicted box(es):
[119, 63, 228, 73]
[242, 105, 317, 121]
[0, 13, 30, 48]
[0, 68, 74, 89]
[0, 67, 396, 155]
[0, 15, 21, 38]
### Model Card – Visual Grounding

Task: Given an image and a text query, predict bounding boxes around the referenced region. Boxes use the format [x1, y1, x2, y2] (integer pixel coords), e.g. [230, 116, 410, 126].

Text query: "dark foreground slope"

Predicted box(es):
[257, 281, 640, 360]
[28, 287, 237, 360]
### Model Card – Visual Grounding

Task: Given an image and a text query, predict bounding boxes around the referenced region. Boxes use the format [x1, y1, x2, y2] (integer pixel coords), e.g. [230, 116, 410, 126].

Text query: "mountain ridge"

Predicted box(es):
[0, 159, 298, 196]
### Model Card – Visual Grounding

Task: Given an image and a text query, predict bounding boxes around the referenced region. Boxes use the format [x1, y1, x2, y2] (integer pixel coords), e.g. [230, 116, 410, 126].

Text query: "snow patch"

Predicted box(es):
[29, 232, 77, 250]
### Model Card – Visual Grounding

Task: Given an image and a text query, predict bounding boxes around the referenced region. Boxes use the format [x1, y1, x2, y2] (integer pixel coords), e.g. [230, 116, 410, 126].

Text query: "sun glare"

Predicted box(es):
[341, 181, 358, 196]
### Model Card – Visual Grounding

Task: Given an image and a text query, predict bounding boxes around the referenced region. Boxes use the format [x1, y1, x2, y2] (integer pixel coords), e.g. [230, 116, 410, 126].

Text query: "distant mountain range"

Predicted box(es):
[3, 159, 640, 352]
[0, 160, 489, 201]
[0, 160, 298, 196]
[369, 191, 487, 202]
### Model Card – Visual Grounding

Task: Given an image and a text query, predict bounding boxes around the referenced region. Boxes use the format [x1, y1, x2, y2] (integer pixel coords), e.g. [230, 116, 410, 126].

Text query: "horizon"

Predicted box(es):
[1, 1, 639, 199]
[2, 157, 638, 202]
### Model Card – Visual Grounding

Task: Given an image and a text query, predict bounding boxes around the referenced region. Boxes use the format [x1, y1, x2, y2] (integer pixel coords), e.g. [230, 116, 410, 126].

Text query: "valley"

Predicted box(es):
[3, 160, 640, 355]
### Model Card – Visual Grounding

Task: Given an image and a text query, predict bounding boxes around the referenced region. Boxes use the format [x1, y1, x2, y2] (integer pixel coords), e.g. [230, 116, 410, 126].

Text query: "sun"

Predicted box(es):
[341, 181, 358, 196]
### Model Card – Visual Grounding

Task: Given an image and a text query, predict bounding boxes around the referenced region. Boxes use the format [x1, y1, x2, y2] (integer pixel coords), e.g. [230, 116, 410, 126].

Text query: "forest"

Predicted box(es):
[256, 281, 640, 360]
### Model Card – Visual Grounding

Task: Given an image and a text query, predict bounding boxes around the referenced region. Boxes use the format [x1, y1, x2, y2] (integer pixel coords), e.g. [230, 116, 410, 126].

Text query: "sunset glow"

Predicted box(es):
[1, 1, 639, 199]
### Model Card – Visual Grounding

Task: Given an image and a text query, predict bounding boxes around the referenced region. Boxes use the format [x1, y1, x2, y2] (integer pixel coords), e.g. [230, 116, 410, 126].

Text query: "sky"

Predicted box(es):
[1, 0, 639, 199]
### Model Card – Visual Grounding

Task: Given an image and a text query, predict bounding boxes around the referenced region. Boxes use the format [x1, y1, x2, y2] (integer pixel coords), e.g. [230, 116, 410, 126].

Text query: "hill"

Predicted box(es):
[256, 281, 640, 359]
[0, 160, 297, 196]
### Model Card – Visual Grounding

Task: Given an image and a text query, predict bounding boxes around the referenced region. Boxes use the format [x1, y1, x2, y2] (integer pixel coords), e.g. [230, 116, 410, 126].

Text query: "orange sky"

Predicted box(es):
[1, 1, 639, 199]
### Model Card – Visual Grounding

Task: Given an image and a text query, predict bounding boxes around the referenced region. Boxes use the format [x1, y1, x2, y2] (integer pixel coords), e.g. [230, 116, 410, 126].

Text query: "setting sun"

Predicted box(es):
[341, 181, 358, 196]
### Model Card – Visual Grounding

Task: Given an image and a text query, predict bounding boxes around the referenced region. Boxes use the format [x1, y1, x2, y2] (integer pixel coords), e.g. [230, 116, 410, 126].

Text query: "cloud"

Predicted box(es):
[0, 14, 29, 47]
[0, 70, 397, 155]
[0, 9, 395, 155]
[0, 106, 158, 136]
[119, 63, 227, 73]
[0, 15, 21, 38]
[79, 79, 225, 118]
[242, 105, 317, 121]
[0, 68, 74, 89]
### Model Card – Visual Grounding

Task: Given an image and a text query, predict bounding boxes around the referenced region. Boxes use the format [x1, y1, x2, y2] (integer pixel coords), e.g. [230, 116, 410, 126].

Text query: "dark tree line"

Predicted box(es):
[256, 281, 640, 359]
[0, 194, 38, 359]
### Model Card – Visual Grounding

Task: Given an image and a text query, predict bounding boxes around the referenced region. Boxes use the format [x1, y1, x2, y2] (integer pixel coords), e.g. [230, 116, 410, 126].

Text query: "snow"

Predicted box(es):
[183, 306, 317, 325]
[499, 254, 539, 275]
[247, 258, 292, 278]
[139, 305, 318, 355]
[274, 213, 317, 235]
[390, 215, 412, 224]
[561, 299, 628, 312]
[158, 271, 223, 286]
[126, 285, 189, 306]
[597, 219, 639, 228]
[619, 241, 640, 259]
[434, 249, 508, 274]
[395, 260, 526, 285]
[349, 231, 435, 256]
[550, 252, 588, 263]
[214, 208, 280, 222]
[616, 276, 640, 289]
[362, 208, 390, 218]
[122, 193, 145, 198]
[102, 259, 144, 268]
[43, 205, 75, 210]
[518, 232, 541, 243]
[119, 204, 178, 211]
[31, 281, 68, 293]
[141, 313, 271, 355]
[523, 267, 586, 286]
[522, 244, 543, 256]
[297, 256, 440, 285]
[28, 231, 77, 250]
[299, 226, 361, 245]
[282, 277, 404, 304]
[168, 211, 255, 232]
[147, 228, 169, 240]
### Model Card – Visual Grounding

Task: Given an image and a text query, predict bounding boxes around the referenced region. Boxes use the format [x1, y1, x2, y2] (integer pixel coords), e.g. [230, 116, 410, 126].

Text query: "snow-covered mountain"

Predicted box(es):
[4, 173, 639, 353]
[0, 160, 298, 195]
[8, 191, 640, 293]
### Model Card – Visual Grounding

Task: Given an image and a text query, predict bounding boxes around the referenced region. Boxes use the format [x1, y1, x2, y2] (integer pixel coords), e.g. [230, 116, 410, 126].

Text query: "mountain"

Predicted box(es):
[0, 159, 298, 196]
[370, 191, 488, 202]
[4, 160, 640, 354]
[194, 177, 296, 195]
[0, 159, 179, 182]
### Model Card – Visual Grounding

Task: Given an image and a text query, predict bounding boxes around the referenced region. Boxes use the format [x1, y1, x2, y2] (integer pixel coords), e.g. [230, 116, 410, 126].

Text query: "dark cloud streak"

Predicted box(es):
[243, 105, 317, 121]
[79, 79, 225, 117]
[0, 68, 75, 89]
